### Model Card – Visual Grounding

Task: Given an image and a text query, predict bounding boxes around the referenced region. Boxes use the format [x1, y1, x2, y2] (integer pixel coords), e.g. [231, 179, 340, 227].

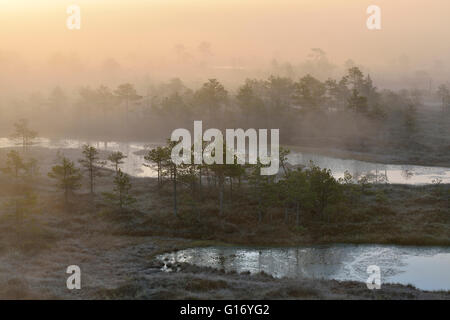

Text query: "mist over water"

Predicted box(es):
[1, 137, 448, 184]
[0, 0, 449, 301]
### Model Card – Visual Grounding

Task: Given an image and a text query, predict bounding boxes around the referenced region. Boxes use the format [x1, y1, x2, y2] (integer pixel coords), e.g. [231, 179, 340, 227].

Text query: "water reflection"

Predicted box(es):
[286, 152, 450, 184]
[157, 245, 450, 291]
[0, 137, 449, 184]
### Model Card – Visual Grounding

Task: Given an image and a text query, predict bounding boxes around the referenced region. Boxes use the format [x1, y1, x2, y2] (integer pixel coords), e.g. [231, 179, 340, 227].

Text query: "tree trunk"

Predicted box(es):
[198, 167, 202, 200]
[173, 165, 177, 217]
[157, 162, 161, 189]
[219, 175, 224, 216]
[119, 189, 123, 213]
[90, 168, 94, 194]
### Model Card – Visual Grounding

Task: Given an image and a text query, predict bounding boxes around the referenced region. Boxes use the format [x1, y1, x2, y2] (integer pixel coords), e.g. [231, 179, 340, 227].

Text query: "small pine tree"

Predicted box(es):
[248, 161, 276, 223]
[347, 89, 368, 113]
[48, 157, 82, 205]
[286, 168, 314, 226]
[79, 144, 105, 195]
[107, 151, 127, 173]
[338, 170, 361, 206]
[1, 151, 38, 223]
[404, 104, 418, 137]
[306, 163, 341, 220]
[144, 146, 170, 188]
[103, 169, 136, 212]
[11, 119, 38, 152]
[3, 150, 24, 178]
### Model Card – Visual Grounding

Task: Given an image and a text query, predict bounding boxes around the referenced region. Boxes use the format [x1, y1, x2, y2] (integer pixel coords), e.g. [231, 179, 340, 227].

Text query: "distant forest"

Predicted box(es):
[1, 66, 449, 157]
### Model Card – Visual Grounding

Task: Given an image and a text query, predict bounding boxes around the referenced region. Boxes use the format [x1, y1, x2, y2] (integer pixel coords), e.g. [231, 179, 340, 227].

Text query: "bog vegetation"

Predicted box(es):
[0, 68, 449, 248]
[1, 119, 448, 235]
[1, 66, 449, 169]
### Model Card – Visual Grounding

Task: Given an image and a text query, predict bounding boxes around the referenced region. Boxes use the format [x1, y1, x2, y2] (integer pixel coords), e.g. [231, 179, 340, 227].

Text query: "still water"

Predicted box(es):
[1, 137, 449, 184]
[2, 138, 449, 290]
[157, 245, 450, 291]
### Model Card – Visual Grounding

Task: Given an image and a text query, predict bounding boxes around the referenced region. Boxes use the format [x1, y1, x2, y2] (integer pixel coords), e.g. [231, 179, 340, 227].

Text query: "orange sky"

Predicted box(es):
[0, 0, 449, 91]
[0, 0, 449, 64]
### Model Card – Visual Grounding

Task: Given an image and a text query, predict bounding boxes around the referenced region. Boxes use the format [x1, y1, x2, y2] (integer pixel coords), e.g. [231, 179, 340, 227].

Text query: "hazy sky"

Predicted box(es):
[0, 0, 450, 95]
[1, 0, 449, 65]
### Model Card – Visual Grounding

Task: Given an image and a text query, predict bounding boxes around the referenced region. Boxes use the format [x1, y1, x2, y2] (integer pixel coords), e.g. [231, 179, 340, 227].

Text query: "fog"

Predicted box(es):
[1, 0, 450, 94]
[0, 0, 449, 301]
[0, 0, 449, 151]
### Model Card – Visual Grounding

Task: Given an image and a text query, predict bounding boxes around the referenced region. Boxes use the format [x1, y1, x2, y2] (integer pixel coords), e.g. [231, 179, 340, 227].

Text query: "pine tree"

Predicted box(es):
[347, 89, 368, 114]
[107, 151, 127, 173]
[79, 144, 105, 195]
[286, 169, 314, 226]
[103, 169, 136, 212]
[48, 157, 82, 205]
[144, 146, 170, 188]
[11, 119, 38, 152]
[3, 150, 24, 178]
[1, 151, 38, 223]
[114, 83, 142, 124]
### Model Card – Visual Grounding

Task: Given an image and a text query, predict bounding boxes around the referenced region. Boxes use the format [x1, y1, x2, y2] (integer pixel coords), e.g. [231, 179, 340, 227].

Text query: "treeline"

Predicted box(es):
[2, 136, 446, 229]
[2, 67, 449, 150]
[0, 120, 380, 226]
[0, 144, 135, 218]
[2, 119, 447, 228]
[0, 139, 361, 226]
[140, 139, 389, 224]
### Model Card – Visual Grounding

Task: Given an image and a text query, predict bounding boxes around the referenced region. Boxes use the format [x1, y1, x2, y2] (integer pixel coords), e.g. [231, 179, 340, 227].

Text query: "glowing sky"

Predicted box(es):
[0, 0, 449, 68]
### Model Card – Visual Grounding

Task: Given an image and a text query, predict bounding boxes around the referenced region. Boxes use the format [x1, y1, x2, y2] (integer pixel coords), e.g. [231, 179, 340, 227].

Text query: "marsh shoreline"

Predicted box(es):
[0, 146, 448, 299]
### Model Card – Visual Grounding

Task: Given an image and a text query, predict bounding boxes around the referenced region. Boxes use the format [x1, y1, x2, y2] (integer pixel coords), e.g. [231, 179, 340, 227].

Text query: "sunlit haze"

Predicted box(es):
[1, 0, 450, 91]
